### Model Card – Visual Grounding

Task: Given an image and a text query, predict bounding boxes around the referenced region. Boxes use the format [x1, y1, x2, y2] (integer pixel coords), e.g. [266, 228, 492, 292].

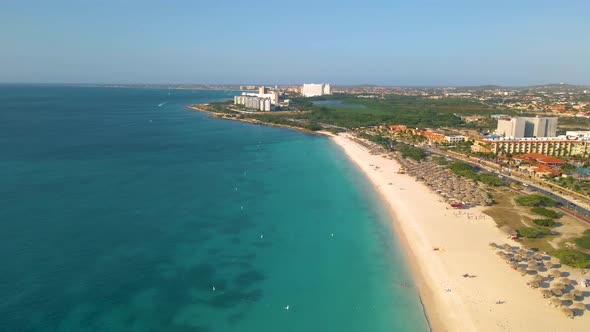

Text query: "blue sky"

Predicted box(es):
[1, 0, 589, 86]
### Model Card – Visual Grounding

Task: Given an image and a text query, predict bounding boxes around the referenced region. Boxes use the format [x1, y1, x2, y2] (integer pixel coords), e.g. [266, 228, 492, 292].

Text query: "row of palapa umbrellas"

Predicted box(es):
[490, 242, 588, 319]
[395, 157, 493, 206]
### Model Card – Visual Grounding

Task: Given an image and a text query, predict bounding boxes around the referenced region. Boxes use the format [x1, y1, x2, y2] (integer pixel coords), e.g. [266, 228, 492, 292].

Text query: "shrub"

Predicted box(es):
[584, 229, 590, 237]
[477, 173, 503, 186]
[530, 207, 558, 218]
[515, 194, 557, 207]
[553, 248, 590, 268]
[432, 156, 448, 165]
[575, 236, 590, 250]
[533, 219, 556, 227]
[518, 227, 543, 238]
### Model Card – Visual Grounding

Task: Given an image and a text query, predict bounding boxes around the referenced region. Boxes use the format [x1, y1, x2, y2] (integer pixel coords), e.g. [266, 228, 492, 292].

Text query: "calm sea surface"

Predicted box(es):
[0, 85, 429, 331]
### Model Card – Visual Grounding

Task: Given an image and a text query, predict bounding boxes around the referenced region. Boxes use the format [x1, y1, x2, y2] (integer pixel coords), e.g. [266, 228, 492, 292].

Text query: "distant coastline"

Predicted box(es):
[186, 104, 328, 136]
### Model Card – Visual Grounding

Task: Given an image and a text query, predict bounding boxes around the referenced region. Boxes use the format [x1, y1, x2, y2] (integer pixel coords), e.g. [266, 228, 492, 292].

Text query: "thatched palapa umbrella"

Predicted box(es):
[561, 307, 574, 319]
[550, 269, 562, 278]
[527, 261, 538, 269]
[509, 262, 519, 269]
[517, 268, 528, 276]
[551, 288, 563, 296]
[518, 248, 527, 256]
[572, 302, 586, 312]
[514, 255, 523, 262]
[533, 253, 544, 261]
[559, 277, 571, 286]
[562, 293, 575, 301]
[572, 289, 583, 298]
[489, 242, 498, 249]
[528, 280, 540, 289]
[550, 298, 562, 307]
[496, 251, 506, 257]
[553, 282, 565, 290]
[532, 275, 544, 283]
[541, 289, 552, 298]
[543, 261, 553, 269]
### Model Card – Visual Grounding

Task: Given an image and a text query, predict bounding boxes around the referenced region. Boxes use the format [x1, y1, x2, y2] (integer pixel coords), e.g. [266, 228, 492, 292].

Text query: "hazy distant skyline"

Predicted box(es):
[1, 0, 589, 86]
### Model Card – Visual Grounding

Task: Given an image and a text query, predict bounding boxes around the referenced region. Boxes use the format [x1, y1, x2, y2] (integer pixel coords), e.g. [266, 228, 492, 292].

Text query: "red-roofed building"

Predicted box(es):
[532, 164, 560, 177]
[512, 153, 566, 166]
[389, 125, 408, 132]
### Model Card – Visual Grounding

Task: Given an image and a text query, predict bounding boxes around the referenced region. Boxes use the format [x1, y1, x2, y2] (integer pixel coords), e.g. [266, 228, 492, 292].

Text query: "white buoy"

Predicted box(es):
[331, 233, 334, 237]
[260, 234, 264, 239]
[212, 286, 216, 291]
[284, 305, 289, 310]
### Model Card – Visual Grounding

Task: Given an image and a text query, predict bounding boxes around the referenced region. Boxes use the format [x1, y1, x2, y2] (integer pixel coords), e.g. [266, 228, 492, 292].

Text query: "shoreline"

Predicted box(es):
[329, 132, 590, 331]
[186, 104, 329, 136]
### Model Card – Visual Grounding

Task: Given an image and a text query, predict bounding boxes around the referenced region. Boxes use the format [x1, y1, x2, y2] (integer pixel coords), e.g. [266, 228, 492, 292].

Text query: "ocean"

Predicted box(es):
[0, 85, 429, 331]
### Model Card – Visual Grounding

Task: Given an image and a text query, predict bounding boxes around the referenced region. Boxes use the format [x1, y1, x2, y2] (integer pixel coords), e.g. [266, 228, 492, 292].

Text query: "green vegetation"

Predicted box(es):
[476, 173, 503, 186]
[447, 161, 502, 186]
[553, 248, 590, 268]
[575, 236, 590, 250]
[431, 156, 449, 165]
[514, 194, 557, 207]
[288, 94, 504, 129]
[530, 207, 559, 218]
[584, 229, 590, 237]
[392, 142, 426, 161]
[533, 219, 556, 227]
[517, 227, 551, 238]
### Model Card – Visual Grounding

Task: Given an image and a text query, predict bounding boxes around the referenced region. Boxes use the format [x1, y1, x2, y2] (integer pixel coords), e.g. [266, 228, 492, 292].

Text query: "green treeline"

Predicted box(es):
[447, 161, 502, 186]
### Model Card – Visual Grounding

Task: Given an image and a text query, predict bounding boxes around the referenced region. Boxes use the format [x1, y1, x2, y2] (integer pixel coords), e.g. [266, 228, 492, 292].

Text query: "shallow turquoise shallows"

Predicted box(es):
[0, 85, 429, 332]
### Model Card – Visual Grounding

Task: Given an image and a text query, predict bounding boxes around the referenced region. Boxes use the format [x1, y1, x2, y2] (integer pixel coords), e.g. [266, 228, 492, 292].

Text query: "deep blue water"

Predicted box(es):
[0, 85, 428, 331]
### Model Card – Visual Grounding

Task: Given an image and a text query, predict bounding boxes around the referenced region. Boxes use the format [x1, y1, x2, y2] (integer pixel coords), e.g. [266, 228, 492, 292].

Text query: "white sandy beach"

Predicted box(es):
[331, 133, 590, 332]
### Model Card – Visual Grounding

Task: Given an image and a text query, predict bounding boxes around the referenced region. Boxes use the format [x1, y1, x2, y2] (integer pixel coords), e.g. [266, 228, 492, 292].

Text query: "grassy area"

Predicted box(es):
[447, 161, 503, 186]
[288, 94, 507, 129]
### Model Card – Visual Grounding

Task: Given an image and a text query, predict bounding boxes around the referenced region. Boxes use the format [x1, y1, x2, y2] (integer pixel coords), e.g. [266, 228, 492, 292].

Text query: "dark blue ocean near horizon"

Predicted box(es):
[0, 85, 429, 331]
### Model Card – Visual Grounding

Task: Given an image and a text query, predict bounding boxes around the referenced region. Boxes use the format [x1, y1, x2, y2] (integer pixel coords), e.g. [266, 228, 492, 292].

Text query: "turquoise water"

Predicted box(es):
[0, 85, 429, 331]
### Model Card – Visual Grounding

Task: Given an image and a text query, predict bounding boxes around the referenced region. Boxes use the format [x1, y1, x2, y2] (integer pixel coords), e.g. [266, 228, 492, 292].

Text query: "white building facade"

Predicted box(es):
[302, 83, 332, 97]
[496, 116, 557, 138]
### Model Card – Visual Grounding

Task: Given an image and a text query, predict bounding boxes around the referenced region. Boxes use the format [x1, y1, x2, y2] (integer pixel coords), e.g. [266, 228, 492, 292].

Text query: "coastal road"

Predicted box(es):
[424, 147, 590, 222]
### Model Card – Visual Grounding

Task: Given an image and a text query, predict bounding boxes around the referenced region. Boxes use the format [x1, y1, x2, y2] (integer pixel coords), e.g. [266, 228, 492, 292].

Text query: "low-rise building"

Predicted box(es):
[445, 135, 467, 143]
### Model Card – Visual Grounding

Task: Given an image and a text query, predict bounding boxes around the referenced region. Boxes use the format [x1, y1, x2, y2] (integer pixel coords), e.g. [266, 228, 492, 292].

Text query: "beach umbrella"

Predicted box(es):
[572, 289, 583, 298]
[518, 249, 527, 256]
[553, 282, 565, 290]
[509, 262, 519, 270]
[533, 253, 544, 261]
[518, 268, 528, 276]
[550, 298, 562, 307]
[559, 278, 571, 286]
[561, 307, 574, 318]
[527, 261, 538, 269]
[550, 269, 561, 278]
[514, 255, 523, 262]
[529, 280, 540, 289]
[543, 261, 553, 269]
[551, 288, 563, 296]
[572, 302, 586, 311]
[541, 289, 553, 298]
[562, 293, 575, 301]
[532, 275, 544, 283]
[489, 242, 498, 249]
[503, 243, 512, 250]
